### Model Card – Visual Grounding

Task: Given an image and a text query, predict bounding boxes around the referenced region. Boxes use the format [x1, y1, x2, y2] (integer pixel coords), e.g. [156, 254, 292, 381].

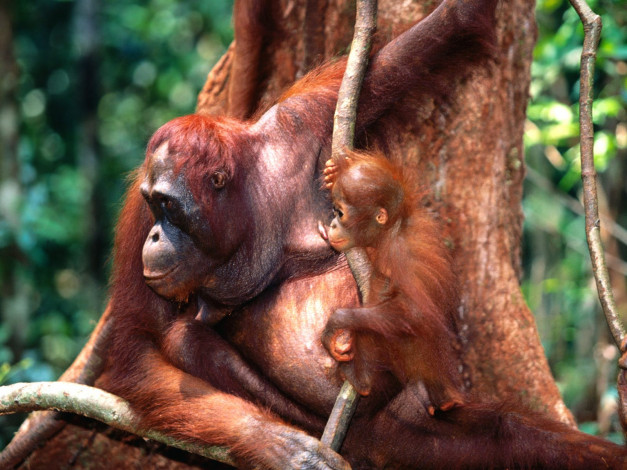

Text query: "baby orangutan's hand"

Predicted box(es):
[323, 159, 340, 190]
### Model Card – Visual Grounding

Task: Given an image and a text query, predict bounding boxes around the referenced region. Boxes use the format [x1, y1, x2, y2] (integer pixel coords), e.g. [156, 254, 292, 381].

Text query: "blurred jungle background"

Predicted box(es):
[0, 0, 625, 446]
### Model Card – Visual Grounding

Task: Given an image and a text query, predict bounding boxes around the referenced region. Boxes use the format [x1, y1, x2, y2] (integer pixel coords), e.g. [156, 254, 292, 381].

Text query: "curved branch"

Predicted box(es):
[569, 0, 626, 349]
[569, 0, 627, 439]
[0, 382, 235, 467]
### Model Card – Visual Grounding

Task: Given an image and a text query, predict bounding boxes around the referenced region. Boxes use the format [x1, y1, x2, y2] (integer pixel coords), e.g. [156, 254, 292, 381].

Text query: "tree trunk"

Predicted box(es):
[441, 2, 572, 422]
[14, 0, 574, 467]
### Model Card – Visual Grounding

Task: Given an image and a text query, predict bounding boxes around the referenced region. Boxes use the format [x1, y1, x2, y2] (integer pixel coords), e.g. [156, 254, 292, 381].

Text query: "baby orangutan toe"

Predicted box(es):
[428, 400, 463, 416]
[439, 400, 459, 412]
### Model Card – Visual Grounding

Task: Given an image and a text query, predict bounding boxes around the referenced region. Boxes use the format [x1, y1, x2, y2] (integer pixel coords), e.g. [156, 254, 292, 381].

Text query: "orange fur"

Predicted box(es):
[323, 150, 465, 410]
[94, 0, 627, 467]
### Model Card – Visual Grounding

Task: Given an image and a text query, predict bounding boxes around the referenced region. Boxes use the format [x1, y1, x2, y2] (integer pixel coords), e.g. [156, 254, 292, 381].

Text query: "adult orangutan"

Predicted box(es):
[79, 0, 627, 468]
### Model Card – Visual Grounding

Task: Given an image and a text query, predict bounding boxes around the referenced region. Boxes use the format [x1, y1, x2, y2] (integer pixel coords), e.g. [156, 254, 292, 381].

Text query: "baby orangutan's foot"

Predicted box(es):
[428, 400, 463, 416]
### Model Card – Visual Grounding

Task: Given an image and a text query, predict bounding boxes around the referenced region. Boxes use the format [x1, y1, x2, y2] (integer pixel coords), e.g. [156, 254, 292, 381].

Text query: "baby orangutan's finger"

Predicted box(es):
[323, 159, 340, 190]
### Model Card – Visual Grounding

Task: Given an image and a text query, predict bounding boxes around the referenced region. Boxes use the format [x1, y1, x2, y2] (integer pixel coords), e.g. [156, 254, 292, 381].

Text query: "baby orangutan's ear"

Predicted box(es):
[376, 208, 388, 225]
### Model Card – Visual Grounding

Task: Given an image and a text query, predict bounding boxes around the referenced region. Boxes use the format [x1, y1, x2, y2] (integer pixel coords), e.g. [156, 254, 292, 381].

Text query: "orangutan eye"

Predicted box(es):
[333, 206, 344, 218]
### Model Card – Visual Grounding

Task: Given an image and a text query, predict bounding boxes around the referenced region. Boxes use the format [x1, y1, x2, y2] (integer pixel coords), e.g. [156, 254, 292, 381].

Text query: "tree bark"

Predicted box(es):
[442, 1, 573, 423]
[11, 0, 574, 467]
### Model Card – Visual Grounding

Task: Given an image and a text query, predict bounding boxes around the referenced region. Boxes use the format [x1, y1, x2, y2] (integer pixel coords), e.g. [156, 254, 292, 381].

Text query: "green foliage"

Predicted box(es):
[528, 0, 626, 189]
[523, 0, 626, 437]
[0, 360, 33, 386]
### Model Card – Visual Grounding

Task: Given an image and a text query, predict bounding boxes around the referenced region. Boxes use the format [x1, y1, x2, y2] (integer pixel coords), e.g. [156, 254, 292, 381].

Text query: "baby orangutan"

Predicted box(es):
[319, 150, 465, 415]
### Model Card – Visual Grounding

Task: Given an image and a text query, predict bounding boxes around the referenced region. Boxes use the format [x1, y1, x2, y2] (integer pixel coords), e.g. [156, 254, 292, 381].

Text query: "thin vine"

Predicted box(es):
[320, 0, 378, 452]
[569, 0, 626, 350]
[568, 0, 627, 438]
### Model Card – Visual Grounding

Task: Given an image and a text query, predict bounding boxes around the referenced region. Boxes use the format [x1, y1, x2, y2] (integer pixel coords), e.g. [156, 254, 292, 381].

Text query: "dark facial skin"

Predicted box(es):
[141, 145, 206, 301]
[326, 196, 355, 252]
[321, 179, 389, 253]
[140, 143, 236, 323]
